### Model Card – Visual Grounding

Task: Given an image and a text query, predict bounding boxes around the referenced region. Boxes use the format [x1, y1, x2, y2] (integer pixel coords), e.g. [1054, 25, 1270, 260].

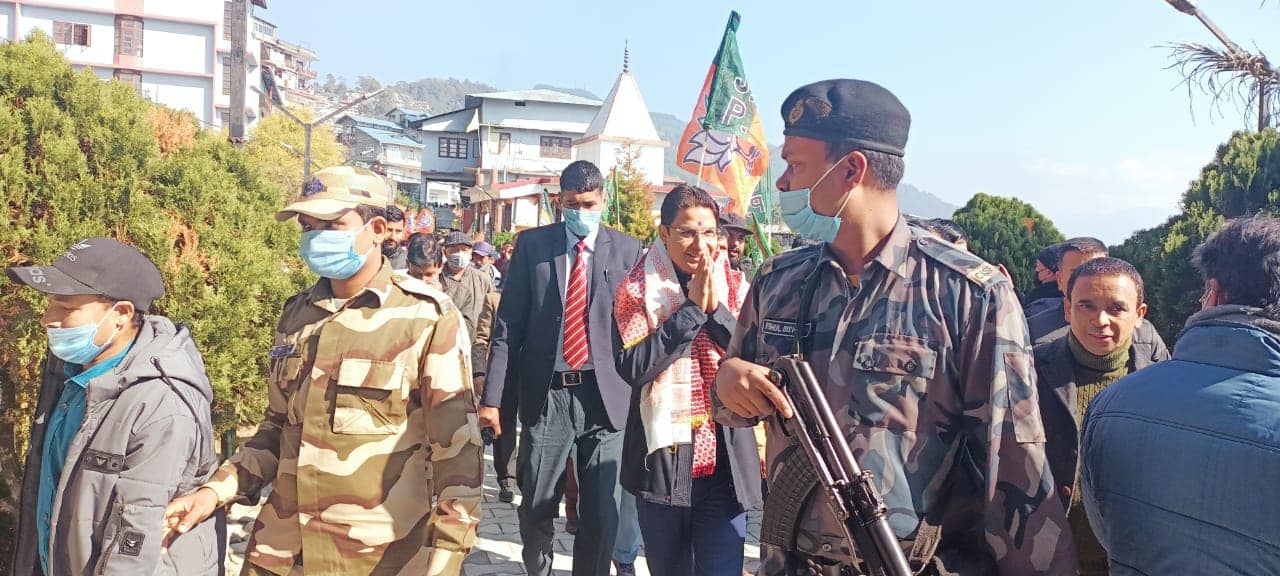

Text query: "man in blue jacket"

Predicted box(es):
[1081, 215, 1280, 575]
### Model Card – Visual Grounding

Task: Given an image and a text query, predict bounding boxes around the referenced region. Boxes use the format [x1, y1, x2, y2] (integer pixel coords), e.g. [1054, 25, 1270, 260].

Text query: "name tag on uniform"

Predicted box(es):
[762, 319, 813, 338]
[269, 344, 296, 359]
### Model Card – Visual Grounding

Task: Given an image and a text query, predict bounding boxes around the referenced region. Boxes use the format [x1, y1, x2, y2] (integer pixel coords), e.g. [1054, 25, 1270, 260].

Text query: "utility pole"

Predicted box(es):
[228, 0, 248, 142]
[1164, 0, 1273, 131]
[267, 88, 384, 181]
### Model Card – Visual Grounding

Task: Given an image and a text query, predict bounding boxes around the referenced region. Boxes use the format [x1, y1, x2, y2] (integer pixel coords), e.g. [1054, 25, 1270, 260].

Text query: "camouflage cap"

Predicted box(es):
[276, 166, 392, 222]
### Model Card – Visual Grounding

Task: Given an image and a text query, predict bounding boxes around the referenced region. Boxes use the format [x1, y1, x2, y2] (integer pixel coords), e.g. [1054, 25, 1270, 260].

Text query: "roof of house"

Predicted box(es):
[578, 71, 665, 146]
[356, 126, 423, 148]
[339, 114, 401, 131]
[469, 89, 602, 107]
[413, 107, 479, 133]
[391, 107, 429, 118]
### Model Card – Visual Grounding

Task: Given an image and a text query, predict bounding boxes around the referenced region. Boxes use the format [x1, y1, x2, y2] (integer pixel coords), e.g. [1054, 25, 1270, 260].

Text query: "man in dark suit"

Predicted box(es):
[479, 160, 643, 576]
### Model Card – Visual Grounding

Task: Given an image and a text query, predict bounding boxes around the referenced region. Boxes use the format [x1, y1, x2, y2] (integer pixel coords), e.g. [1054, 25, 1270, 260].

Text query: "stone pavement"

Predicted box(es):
[225, 448, 764, 575]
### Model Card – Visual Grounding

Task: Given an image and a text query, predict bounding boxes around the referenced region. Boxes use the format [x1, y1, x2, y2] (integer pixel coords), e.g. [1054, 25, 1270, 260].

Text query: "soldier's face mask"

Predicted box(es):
[299, 220, 375, 280]
[778, 154, 852, 243]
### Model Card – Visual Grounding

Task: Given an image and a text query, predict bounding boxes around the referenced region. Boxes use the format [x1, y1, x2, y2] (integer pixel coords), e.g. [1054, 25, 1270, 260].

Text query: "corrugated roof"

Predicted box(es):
[469, 89, 602, 107]
[356, 126, 423, 148]
[414, 107, 478, 133]
[392, 107, 428, 118]
[341, 114, 400, 131]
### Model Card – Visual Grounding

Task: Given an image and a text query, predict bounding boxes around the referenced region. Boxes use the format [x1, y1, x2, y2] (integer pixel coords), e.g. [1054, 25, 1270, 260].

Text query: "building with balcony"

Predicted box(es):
[1, 0, 269, 131]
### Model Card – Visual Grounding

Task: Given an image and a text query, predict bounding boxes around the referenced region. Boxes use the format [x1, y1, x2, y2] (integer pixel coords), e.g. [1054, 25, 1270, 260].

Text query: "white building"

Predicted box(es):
[252, 14, 319, 109]
[0, 0, 265, 131]
[575, 66, 668, 187]
[417, 89, 602, 190]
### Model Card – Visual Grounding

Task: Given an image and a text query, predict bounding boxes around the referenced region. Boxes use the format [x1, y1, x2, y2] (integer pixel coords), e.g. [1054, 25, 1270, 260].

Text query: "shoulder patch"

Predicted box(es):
[913, 233, 1003, 288]
[758, 244, 822, 277]
[390, 272, 455, 313]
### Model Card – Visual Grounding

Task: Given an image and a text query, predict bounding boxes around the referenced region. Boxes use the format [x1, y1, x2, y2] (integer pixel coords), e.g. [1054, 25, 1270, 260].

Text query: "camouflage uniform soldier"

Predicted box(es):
[164, 166, 484, 575]
[714, 80, 1076, 575]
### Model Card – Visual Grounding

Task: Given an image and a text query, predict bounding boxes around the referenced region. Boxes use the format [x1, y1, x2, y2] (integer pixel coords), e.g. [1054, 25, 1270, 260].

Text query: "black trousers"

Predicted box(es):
[493, 383, 519, 482]
[517, 378, 623, 576]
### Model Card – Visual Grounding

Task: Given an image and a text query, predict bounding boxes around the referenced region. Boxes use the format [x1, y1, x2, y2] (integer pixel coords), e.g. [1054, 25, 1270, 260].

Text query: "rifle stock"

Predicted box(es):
[768, 355, 912, 576]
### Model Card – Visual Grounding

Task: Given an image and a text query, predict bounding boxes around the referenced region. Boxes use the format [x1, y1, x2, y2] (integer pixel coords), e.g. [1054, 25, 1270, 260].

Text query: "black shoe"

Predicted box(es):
[497, 480, 514, 504]
[614, 561, 636, 576]
[565, 518, 578, 535]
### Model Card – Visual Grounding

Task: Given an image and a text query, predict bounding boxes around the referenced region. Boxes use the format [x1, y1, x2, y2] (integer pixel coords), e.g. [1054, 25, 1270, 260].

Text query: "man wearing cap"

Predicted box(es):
[162, 166, 483, 575]
[719, 212, 756, 276]
[472, 240, 503, 289]
[714, 80, 1075, 574]
[441, 231, 494, 343]
[8, 238, 221, 576]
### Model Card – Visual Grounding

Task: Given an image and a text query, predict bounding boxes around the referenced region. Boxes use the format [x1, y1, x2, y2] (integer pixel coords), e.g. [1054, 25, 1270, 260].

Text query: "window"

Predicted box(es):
[223, 2, 234, 41]
[439, 137, 468, 159]
[115, 16, 143, 56]
[488, 131, 511, 154]
[540, 136, 572, 159]
[222, 61, 231, 95]
[113, 69, 141, 92]
[52, 21, 91, 46]
[220, 110, 230, 127]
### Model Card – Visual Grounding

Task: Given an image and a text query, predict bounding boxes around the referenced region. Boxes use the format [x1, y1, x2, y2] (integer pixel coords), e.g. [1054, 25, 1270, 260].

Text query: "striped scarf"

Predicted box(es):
[614, 240, 747, 477]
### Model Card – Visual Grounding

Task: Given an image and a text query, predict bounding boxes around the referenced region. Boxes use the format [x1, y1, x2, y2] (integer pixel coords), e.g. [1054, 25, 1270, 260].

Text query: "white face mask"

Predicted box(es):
[448, 251, 472, 270]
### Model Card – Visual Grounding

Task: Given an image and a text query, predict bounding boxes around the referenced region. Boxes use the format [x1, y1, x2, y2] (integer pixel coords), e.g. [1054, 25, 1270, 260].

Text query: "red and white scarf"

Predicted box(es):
[614, 240, 748, 478]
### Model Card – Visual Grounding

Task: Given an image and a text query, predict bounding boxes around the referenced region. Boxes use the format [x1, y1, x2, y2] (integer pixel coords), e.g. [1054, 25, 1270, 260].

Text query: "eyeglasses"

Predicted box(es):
[667, 226, 719, 242]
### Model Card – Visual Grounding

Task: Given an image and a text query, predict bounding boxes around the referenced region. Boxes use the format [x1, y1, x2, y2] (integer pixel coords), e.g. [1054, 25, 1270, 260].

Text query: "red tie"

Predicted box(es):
[563, 240, 589, 370]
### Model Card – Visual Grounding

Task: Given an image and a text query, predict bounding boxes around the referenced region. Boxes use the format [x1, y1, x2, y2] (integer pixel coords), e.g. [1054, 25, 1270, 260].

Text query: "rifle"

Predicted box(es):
[762, 355, 912, 576]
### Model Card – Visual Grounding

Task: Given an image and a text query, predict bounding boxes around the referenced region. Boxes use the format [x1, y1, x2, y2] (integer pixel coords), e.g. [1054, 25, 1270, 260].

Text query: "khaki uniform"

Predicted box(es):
[204, 262, 483, 575]
[716, 219, 1077, 574]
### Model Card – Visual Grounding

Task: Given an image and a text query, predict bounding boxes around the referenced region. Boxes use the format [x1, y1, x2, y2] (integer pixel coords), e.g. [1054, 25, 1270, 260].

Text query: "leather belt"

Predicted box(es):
[552, 370, 594, 388]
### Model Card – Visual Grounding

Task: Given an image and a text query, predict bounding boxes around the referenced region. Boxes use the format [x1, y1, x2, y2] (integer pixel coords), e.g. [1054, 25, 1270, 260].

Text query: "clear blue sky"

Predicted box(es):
[264, 1, 1278, 244]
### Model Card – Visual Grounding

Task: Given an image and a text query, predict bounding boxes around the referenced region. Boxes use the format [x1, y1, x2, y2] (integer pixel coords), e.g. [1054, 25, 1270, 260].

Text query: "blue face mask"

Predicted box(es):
[778, 155, 853, 243]
[300, 221, 374, 280]
[563, 208, 603, 238]
[48, 305, 120, 366]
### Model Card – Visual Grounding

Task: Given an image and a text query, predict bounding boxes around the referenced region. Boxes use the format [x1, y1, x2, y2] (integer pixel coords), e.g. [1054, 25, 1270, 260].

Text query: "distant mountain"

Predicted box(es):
[899, 184, 958, 219]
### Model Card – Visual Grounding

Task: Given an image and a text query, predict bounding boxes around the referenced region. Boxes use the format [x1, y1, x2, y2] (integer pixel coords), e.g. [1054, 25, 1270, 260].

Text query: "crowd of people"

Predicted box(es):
[7, 77, 1280, 576]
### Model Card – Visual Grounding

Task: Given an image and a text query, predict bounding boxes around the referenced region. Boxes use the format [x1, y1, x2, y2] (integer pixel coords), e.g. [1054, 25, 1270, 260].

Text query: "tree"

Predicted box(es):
[951, 193, 1066, 294]
[1112, 130, 1277, 342]
[1181, 129, 1280, 217]
[243, 110, 346, 198]
[0, 34, 309, 546]
[608, 143, 656, 242]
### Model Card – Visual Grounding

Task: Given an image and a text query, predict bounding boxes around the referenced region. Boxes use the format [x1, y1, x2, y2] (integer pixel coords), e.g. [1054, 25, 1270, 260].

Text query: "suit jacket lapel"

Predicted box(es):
[590, 227, 614, 300]
[551, 222, 568, 314]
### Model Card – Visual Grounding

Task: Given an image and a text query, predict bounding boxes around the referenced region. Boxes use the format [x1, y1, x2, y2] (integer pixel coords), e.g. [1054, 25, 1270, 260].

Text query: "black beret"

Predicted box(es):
[780, 79, 910, 157]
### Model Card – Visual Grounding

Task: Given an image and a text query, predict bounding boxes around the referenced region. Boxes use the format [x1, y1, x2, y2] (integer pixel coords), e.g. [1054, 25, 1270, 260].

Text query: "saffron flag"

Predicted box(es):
[416, 208, 435, 234]
[676, 11, 769, 217]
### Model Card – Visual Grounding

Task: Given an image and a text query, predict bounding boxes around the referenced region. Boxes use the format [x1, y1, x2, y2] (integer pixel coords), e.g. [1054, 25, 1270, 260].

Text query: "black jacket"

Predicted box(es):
[1033, 324, 1169, 509]
[614, 297, 763, 509]
[482, 223, 643, 430]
